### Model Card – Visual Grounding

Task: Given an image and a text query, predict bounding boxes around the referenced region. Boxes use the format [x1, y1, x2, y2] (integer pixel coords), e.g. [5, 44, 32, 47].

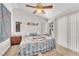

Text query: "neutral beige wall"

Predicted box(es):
[12, 8, 47, 36]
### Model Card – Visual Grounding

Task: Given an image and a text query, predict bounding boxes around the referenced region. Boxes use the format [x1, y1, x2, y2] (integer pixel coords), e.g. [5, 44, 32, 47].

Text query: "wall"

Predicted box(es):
[12, 8, 47, 36]
[0, 38, 10, 55]
[0, 3, 12, 55]
[3, 3, 13, 36]
[3, 3, 15, 35]
[48, 18, 55, 38]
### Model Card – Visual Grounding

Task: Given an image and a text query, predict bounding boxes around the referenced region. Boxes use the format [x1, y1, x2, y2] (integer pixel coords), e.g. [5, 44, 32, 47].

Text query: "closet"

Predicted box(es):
[56, 11, 79, 52]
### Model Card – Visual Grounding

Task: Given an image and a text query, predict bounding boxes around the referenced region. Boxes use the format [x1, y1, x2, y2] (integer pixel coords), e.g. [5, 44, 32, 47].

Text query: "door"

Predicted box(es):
[76, 12, 79, 52]
[68, 13, 77, 51]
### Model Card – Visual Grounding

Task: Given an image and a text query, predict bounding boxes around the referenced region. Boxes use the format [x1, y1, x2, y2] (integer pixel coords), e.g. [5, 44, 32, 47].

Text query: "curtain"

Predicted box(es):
[56, 11, 79, 52]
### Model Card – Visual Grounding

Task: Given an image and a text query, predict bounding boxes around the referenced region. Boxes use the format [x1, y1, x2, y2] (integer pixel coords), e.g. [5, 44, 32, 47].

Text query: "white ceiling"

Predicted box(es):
[12, 3, 79, 19]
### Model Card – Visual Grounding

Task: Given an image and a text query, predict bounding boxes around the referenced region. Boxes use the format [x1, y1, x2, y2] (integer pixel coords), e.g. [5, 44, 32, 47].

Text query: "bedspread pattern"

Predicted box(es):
[19, 38, 55, 56]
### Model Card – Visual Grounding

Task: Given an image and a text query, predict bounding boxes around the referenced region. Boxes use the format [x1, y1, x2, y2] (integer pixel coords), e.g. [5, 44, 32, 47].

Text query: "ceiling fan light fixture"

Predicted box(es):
[36, 9, 42, 13]
[26, 3, 53, 14]
[36, 3, 43, 14]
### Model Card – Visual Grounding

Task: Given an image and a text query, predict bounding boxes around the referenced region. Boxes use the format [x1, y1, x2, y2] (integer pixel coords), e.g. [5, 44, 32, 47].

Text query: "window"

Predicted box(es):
[16, 22, 21, 32]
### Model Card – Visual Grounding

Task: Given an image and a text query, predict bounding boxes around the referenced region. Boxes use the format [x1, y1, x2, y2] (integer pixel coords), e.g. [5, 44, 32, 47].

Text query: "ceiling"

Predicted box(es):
[12, 3, 79, 19]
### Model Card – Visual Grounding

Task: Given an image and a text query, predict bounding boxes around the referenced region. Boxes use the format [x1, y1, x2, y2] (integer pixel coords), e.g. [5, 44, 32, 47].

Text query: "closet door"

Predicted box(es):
[56, 16, 67, 48]
[56, 11, 79, 52]
[68, 13, 77, 51]
[1, 4, 11, 41]
[76, 12, 79, 52]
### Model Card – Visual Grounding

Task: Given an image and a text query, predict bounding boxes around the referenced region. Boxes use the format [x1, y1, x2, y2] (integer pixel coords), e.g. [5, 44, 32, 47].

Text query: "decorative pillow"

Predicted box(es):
[30, 33, 38, 36]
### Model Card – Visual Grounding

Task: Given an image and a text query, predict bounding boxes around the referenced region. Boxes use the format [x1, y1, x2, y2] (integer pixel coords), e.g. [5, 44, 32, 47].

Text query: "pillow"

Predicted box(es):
[30, 33, 39, 36]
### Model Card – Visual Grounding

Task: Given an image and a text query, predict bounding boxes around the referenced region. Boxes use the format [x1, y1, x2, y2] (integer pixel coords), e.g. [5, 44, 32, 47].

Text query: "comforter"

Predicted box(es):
[19, 36, 55, 56]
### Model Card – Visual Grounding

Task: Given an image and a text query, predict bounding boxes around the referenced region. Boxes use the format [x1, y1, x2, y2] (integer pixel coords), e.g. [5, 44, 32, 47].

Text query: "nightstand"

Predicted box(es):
[11, 36, 22, 45]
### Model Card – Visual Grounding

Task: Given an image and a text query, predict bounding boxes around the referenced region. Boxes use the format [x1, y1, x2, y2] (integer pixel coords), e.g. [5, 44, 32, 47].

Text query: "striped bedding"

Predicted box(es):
[19, 36, 55, 56]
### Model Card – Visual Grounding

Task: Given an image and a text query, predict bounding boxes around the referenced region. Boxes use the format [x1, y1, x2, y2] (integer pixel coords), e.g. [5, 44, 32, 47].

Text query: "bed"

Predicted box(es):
[19, 35, 55, 56]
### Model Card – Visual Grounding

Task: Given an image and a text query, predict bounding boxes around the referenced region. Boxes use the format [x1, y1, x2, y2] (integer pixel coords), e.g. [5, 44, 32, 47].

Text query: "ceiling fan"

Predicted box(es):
[25, 3, 53, 14]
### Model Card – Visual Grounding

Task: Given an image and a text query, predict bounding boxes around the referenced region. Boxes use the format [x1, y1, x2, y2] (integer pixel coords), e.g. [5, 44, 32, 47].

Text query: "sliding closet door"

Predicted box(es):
[1, 4, 11, 41]
[76, 12, 79, 52]
[56, 11, 79, 52]
[68, 13, 77, 51]
[56, 16, 67, 48]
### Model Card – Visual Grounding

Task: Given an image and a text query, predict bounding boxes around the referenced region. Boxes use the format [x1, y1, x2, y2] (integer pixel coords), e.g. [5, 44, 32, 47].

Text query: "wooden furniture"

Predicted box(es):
[11, 36, 22, 45]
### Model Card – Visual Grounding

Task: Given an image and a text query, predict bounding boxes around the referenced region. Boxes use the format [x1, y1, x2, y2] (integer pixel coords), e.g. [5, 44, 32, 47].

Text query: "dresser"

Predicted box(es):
[11, 36, 22, 45]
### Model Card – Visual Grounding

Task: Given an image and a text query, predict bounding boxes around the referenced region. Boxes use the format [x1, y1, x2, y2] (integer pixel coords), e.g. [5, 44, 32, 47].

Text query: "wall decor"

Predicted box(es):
[16, 22, 22, 32]
[52, 29, 53, 31]
[27, 22, 30, 25]
[36, 23, 38, 26]
[31, 22, 35, 25]
[27, 22, 39, 26]
[52, 25, 53, 27]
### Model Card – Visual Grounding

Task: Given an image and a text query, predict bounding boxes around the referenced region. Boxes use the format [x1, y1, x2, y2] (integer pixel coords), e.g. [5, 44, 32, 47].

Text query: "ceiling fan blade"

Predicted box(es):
[43, 5, 53, 9]
[33, 10, 37, 14]
[42, 10, 45, 14]
[26, 5, 36, 8]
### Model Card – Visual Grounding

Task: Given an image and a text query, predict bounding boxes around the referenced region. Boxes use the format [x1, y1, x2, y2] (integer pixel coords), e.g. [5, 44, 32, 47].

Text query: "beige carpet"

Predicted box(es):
[4, 44, 79, 56]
